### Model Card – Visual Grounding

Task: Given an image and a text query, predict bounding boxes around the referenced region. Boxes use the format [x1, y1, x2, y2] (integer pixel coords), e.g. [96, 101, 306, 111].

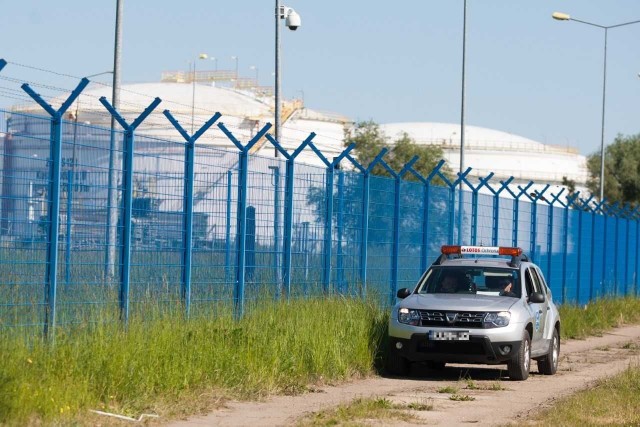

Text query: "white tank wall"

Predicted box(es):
[380, 122, 590, 194]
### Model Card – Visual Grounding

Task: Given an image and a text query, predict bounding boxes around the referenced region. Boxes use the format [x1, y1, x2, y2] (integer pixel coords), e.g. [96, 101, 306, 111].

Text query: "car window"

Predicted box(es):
[525, 268, 541, 296]
[531, 268, 547, 296]
[524, 269, 535, 296]
[417, 266, 520, 298]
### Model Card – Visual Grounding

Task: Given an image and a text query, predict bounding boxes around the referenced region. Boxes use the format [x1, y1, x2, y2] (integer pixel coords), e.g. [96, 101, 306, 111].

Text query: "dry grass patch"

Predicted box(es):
[298, 397, 421, 426]
[534, 365, 640, 426]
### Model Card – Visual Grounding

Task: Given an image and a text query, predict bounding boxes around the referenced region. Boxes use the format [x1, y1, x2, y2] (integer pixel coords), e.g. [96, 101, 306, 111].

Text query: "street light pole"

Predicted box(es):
[231, 55, 239, 82]
[457, 0, 468, 245]
[105, 0, 123, 280]
[459, 0, 467, 180]
[250, 65, 259, 84]
[191, 53, 208, 134]
[275, 0, 282, 157]
[274, 2, 301, 158]
[552, 12, 640, 201]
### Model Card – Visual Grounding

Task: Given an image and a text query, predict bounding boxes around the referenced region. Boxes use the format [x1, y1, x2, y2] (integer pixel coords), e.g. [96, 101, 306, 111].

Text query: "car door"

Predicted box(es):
[532, 267, 553, 342]
[524, 267, 547, 353]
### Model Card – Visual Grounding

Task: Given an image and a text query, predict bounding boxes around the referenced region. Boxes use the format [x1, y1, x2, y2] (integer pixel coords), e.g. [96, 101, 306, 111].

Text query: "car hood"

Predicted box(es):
[399, 294, 517, 312]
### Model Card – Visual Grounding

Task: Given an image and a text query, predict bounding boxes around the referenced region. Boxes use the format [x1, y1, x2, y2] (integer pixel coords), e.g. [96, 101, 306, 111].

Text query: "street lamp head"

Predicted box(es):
[280, 6, 301, 30]
[552, 12, 571, 21]
[198, 53, 208, 59]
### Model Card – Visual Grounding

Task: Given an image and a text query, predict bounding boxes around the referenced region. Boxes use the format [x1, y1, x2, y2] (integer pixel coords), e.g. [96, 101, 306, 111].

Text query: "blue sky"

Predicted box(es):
[1, 0, 639, 156]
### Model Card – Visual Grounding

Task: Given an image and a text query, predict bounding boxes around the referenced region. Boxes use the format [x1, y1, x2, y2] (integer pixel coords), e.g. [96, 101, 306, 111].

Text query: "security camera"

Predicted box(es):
[280, 6, 301, 31]
[286, 10, 301, 30]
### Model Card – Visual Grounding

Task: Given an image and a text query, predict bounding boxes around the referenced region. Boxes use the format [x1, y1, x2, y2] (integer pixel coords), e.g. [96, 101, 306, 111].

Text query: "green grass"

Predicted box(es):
[534, 366, 640, 426]
[559, 296, 640, 339]
[437, 386, 458, 394]
[0, 296, 388, 425]
[449, 394, 475, 402]
[3, 290, 640, 425]
[298, 397, 424, 426]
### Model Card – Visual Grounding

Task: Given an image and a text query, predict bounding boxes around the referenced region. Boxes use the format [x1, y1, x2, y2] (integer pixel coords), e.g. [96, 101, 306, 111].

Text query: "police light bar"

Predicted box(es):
[441, 245, 522, 257]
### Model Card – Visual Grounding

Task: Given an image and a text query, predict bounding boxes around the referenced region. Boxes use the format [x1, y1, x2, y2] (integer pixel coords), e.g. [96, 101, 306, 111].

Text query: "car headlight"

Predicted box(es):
[398, 308, 421, 326]
[484, 311, 511, 328]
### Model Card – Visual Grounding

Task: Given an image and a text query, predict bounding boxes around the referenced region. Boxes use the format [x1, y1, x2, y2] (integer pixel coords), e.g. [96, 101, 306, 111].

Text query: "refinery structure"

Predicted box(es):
[5, 64, 589, 186]
[1, 64, 589, 244]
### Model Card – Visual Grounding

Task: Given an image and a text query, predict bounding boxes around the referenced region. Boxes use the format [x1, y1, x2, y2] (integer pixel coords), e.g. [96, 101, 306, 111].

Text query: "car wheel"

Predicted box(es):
[425, 361, 446, 371]
[386, 343, 410, 376]
[537, 328, 560, 375]
[507, 330, 531, 381]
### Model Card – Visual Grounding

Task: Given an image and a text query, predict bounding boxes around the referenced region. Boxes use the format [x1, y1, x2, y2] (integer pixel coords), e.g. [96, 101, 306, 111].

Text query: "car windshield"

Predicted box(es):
[417, 266, 521, 298]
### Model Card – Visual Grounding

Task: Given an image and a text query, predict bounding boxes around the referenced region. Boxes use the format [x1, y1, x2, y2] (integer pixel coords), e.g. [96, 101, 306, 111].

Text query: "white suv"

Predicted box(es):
[387, 245, 561, 380]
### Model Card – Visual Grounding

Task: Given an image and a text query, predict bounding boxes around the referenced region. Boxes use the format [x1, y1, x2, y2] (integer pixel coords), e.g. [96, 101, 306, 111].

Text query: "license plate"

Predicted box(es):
[429, 330, 470, 341]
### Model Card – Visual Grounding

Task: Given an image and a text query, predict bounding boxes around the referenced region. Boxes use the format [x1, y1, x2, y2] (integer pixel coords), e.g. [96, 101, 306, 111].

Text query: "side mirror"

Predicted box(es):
[397, 288, 411, 299]
[529, 292, 545, 304]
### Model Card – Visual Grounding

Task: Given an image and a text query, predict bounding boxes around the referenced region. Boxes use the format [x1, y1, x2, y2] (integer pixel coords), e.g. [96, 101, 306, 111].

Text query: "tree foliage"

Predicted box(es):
[587, 133, 640, 205]
[344, 120, 452, 183]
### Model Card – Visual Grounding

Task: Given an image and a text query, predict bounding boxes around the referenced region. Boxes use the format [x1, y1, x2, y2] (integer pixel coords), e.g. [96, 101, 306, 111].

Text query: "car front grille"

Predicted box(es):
[418, 310, 486, 328]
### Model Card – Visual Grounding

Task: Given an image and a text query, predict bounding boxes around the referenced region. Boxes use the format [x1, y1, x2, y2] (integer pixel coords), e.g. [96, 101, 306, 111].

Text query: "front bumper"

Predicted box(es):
[388, 333, 521, 364]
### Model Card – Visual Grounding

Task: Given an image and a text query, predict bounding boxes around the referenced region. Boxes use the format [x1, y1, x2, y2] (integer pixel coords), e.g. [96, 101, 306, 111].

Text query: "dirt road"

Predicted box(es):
[170, 325, 640, 426]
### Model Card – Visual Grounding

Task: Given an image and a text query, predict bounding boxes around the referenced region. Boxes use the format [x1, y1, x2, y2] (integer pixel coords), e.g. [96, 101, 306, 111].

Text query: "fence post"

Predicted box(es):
[372, 155, 418, 304]
[603, 202, 618, 296]
[490, 177, 514, 246]
[361, 169, 370, 295]
[300, 138, 344, 294]
[601, 200, 610, 296]
[344, 150, 384, 297]
[576, 196, 593, 303]
[633, 206, 640, 296]
[529, 185, 549, 263]
[21, 78, 89, 338]
[100, 96, 161, 323]
[323, 164, 335, 293]
[225, 170, 232, 284]
[470, 183, 479, 245]
[460, 173, 494, 246]
[336, 169, 345, 292]
[217, 122, 271, 317]
[448, 169, 471, 244]
[163, 110, 221, 317]
[506, 182, 533, 248]
[265, 132, 315, 298]
[270, 166, 281, 292]
[589, 199, 604, 299]
[418, 161, 447, 271]
[65, 169, 73, 284]
[545, 189, 565, 290]
[454, 168, 472, 245]
[562, 192, 579, 303]
[636, 207, 640, 296]
[611, 203, 621, 295]
[624, 206, 631, 295]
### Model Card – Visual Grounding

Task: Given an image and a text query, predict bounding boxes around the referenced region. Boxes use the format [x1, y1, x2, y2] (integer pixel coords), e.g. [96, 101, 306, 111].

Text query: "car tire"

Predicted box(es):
[425, 361, 446, 371]
[507, 330, 531, 381]
[386, 343, 410, 376]
[537, 328, 560, 375]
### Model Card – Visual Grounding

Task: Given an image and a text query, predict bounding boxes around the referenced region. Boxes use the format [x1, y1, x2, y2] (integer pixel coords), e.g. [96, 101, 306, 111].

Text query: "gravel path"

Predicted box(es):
[170, 324, 640, 426]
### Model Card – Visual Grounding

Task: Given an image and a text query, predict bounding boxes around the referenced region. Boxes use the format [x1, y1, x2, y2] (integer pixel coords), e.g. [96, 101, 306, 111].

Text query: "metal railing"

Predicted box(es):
[0, 62, 638, 337]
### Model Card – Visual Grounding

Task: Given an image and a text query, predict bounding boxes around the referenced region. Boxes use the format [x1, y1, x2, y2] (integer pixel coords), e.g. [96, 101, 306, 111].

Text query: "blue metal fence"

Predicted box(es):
[1, 66, 639, 336]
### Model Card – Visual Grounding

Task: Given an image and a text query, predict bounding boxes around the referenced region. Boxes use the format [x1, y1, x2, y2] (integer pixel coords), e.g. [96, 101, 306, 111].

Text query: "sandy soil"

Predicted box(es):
[169, 324, 640, 426]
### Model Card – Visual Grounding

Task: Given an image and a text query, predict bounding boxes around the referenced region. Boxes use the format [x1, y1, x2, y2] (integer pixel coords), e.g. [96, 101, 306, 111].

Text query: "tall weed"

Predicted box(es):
[0, 295, 387, 424]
